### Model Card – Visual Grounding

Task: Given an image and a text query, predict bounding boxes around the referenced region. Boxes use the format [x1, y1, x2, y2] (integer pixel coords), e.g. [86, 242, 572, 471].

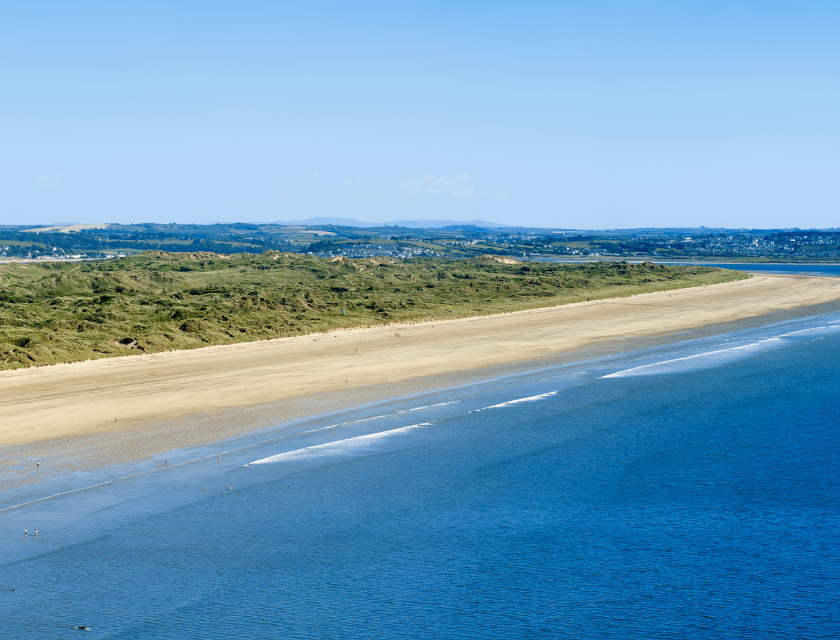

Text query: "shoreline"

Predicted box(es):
[2, 274, 840, 454]
[539, 259, 840, 267]
[0, 274, 746, 377]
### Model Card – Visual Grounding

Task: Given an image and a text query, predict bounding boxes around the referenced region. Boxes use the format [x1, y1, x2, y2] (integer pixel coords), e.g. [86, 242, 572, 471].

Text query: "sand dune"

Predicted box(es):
[2, 274, 840, 447]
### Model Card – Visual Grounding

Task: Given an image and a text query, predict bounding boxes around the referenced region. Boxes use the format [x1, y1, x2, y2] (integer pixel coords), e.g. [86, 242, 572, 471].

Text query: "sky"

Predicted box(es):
[1, 1, 838, 229]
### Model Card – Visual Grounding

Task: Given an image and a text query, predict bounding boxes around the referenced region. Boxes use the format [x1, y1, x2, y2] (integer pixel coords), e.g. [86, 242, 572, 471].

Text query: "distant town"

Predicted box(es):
[2, 222, 840, 263]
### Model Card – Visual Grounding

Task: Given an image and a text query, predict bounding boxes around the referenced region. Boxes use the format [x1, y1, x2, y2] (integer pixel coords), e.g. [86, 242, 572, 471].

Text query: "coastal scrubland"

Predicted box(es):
[0, 251, 748, 369]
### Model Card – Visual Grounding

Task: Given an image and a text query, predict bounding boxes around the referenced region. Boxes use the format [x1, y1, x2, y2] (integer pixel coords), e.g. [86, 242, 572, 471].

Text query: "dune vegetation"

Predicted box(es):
[0, 251, 748, 369]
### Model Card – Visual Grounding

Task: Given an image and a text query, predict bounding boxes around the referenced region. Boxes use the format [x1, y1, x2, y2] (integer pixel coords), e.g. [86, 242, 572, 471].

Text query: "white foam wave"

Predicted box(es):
[249, 423, 431, 465]
[345, 413, 393, 425]
[408, 400, 461, 412]
[603, 323, 840, 379]
[602, 338, 784, 378]
[478, 391, 559, 411]
[778, 325, 840, 338]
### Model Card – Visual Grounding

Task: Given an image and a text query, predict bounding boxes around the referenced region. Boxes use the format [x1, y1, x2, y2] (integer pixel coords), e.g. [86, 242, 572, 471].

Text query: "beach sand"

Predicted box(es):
[2, 274, 840, 453]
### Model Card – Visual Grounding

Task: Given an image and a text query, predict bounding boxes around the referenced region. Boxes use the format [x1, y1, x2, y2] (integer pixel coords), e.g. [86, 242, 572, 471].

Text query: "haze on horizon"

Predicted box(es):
[2, 1, 838, 230]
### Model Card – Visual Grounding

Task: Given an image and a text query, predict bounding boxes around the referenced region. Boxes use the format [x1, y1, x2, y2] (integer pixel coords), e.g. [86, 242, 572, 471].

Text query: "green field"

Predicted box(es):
[0, 251, 749, 369]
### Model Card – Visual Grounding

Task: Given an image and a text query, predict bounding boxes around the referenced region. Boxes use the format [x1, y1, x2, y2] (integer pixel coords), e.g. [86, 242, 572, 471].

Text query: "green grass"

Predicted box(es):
[0, 251, 749, 369]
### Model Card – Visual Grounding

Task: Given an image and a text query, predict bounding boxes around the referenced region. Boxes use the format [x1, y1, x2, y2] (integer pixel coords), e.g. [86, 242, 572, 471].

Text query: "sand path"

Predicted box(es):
[2, 274, 840, 446]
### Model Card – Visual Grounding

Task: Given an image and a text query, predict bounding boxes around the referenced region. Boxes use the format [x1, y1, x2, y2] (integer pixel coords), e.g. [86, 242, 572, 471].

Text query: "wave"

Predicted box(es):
[778, 325, 840, 338]
[249, 423, 432, 465]
[407, 400, 461, 412]
[602, 339, 784, 378]
[345, 413, 394, 425]
[602, 325, 840, 378]
[474, 391, 559, 411]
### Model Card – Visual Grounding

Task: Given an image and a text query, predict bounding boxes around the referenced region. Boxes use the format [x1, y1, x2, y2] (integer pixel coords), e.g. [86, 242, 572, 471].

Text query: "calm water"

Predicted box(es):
[681, 263, 840, 277]
[2, 313, 840, 638]
[546, 259, 840, 278]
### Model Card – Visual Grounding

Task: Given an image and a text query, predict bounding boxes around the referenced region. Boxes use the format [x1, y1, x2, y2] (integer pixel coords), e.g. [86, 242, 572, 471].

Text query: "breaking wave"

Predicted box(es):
[472, 391, 559, 412]
[250, 423, 432, 465]
[603, 324, 840, 378]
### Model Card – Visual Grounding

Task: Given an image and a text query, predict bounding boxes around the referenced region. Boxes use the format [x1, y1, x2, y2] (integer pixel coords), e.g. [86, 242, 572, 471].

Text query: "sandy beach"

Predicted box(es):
[2, 274, 840, 450]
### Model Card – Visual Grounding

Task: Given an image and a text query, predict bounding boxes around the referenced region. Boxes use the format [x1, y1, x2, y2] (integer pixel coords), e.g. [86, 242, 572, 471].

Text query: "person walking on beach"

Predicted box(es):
[36, 460, 39, 471]
[218, 454, 220, 462]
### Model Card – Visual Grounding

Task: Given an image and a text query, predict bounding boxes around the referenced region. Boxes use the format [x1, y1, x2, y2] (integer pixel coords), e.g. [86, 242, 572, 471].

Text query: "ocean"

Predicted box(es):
[682, 263, 840, 277]
[545, 259, 840, 278]
[2, 307, 840, 637]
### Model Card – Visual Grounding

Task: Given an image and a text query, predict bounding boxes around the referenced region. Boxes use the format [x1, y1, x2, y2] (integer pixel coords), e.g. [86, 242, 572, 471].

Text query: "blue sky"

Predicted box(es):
[1, 1, 838, 228]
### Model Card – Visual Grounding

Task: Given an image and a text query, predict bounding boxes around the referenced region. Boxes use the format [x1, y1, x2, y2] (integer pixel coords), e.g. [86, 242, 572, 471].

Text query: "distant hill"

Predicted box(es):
[387, 219, 507, 229]
[272, 217, 380, 227]
[275, 217, 507, 229]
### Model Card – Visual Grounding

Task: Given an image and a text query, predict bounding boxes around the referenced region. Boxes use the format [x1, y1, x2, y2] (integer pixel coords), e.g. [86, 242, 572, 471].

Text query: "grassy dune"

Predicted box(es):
[0, 251, 748, 369]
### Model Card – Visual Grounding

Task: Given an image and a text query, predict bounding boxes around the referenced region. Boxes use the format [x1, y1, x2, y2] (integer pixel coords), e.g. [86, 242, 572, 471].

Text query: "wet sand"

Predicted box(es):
[2, 274, 840, 453]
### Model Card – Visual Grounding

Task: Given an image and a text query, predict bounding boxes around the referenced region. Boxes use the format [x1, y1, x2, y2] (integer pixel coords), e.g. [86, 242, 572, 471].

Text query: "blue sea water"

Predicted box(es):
[680, 263, 840, 277]
[2, 311, 840, 638]
[545, 258, 840, 278]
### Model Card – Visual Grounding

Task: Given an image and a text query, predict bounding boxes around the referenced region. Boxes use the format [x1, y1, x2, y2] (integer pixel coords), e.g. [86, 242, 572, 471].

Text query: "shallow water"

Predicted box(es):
[544, 258, 840, 278]
[681, 262, 840, 277]
[2, 311, 839, 638]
